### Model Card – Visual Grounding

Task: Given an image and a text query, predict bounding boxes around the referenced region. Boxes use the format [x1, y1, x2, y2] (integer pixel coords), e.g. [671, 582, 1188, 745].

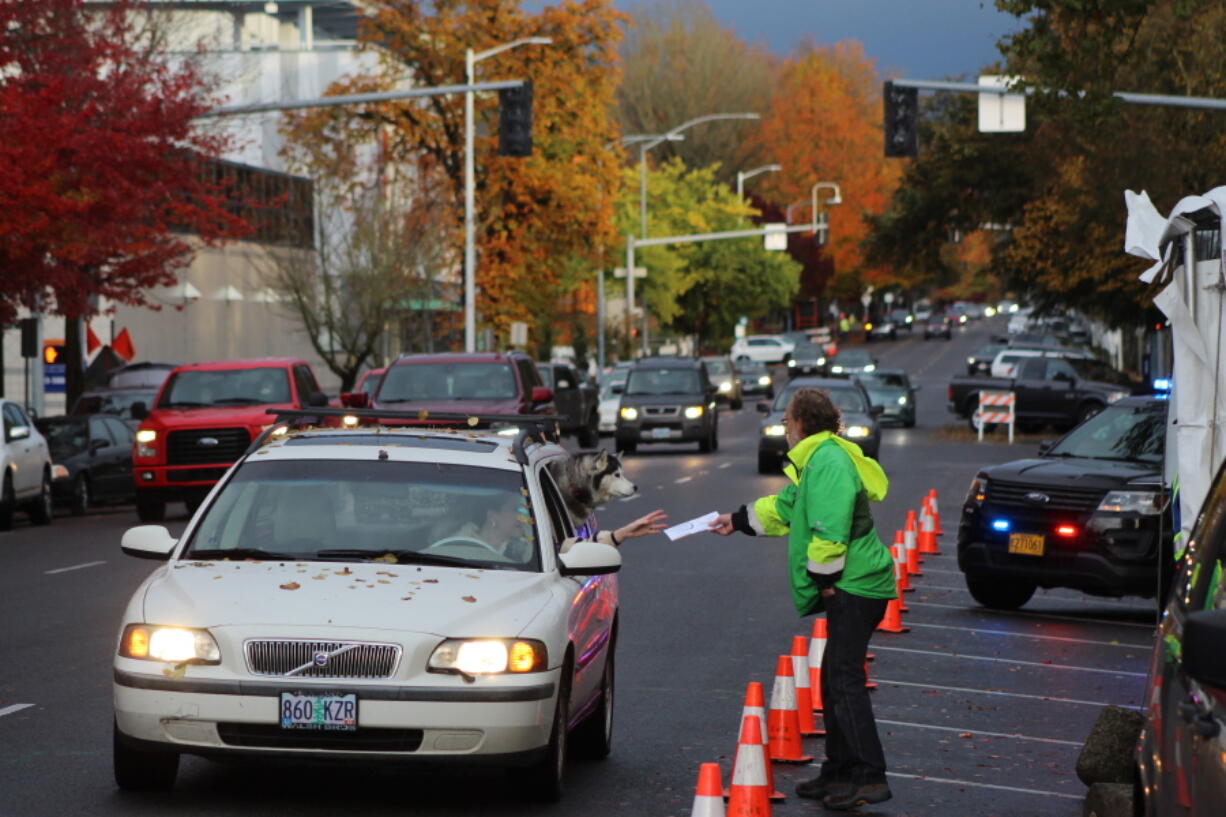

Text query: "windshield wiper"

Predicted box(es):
[315, 548, 474, 567]
[161, 401, 209, 409]
[211, 397, 266, 405]
[185, 548, 301, 561]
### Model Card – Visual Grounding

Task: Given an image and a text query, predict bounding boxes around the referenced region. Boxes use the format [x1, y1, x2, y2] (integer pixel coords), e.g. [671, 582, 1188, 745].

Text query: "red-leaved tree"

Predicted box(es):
[0, 0, 249, 400]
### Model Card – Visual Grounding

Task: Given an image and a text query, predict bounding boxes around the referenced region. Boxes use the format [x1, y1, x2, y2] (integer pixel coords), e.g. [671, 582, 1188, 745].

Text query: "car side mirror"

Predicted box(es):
[7, 425, 29, 442]
[1182, 609, 1226, 689]
[129, 401, 148, 421]
[756, 402, 770, 414]
[531, 386, 554, 404]
[1038, 439, 1054, 455]
[610, 383, 624, 395]
[90, 438, 109, 454]
[558, 540, 622, 576]
[121, 525, 177, 560]
[869, 405, 884, 417]
[340, 391, 369, 409]
[307, 391, 330, 407]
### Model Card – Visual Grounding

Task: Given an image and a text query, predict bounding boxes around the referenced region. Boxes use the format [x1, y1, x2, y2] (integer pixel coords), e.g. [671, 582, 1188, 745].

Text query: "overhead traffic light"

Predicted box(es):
[883, 81, 919, 158]
[498, 82, 533, 157]
[42, 341, 65, 365]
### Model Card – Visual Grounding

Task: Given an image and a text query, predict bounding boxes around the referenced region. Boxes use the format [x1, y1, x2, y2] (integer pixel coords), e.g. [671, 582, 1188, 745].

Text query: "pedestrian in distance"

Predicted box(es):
[709, 387, 896, 811]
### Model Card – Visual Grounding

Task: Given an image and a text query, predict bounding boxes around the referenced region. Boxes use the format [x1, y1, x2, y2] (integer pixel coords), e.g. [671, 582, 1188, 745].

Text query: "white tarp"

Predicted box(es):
[1125, 187, 1226, 542]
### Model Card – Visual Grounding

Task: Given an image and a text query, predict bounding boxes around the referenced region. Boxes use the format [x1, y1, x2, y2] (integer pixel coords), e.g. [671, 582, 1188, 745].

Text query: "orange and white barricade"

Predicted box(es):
[976, 389, 1016, 443]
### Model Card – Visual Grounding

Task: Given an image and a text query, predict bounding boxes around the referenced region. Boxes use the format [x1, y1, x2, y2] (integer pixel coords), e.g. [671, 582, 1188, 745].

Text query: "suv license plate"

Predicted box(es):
[651, 428, 672, 439]
[280, 692, 357, 731]
[1007, 533, 1045, 556]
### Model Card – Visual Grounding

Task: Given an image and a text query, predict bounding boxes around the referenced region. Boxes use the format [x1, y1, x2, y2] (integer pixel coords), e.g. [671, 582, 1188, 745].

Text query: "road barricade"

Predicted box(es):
[975, 389, 1016, 443]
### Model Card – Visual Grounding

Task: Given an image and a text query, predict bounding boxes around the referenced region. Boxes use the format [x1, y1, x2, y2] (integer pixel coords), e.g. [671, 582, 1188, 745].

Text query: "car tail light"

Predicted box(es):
[1055, 525, 1078, 537]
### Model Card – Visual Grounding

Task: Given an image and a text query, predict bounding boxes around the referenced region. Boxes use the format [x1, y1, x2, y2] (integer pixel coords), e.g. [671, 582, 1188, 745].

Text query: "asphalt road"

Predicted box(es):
[0, 318, 1156, 817]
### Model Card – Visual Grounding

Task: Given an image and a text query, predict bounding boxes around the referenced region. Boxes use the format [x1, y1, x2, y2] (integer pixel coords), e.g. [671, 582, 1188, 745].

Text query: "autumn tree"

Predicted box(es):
[0, 0, 247, 402]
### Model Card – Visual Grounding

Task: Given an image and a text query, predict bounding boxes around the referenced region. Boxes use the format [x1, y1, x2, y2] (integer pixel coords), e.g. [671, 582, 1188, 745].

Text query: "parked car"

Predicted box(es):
[0, 399, 53, 529]
[597, 366, 630, 435]
[865, 320, 898, 342]
[923, 313, 954, 340]
[112, 416, 622, 800]
[913, 303, 934, 323]
[131, 358, 331, 522]
[537, 361, 599, 446]
[36, 414, 135, 515]
[857, 369, 918, 428]
[355, 367, 385, 397]
[989, 346, 1095, 378]
[615, 357, 718, 454]
[737, 359, 775, 398]
[700, 356, 743, 409]
[71, 387, 158, 427]
[729, 335, 795, 364]
[1136, 454, 1226, 816]
[757, 377, 882, 472]
[948, 355, 1136, 432]
[967, 343, 1007, 376]
[786, 342, 828, 378]
[888, 308, 914, 331]
[107, 362, 178, 390]
[957, 396, 1170, 610]
[828, 348, 877, 377]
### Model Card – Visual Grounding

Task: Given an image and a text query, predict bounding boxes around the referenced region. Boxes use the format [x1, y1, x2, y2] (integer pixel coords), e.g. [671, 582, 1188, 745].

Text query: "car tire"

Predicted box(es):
[965, 575, 1036, 610]
[71, 474, 90, 516]
[113, 720, 179, 791]
[523, 661, 571, 802]
[758, 452, 779, 474]
[135, 494, 166, 523]
[573, 644, 615, 760]
[27, 471, 53, 526]
[0, 473, 15, 531]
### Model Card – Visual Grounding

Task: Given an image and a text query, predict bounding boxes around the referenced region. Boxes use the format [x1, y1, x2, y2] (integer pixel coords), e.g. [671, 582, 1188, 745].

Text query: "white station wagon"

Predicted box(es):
[112, 414, 622, 801]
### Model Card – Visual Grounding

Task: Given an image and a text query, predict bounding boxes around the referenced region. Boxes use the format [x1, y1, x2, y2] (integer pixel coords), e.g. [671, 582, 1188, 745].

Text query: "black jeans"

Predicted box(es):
[818, 588, 889, 786]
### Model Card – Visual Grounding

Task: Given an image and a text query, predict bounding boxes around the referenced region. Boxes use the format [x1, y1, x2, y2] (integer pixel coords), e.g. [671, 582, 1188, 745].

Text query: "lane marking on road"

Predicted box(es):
[885, 771, 1082, 800]
[904, 599, 1156, 629]
[44, 560, 106, 575]
[674, 476, 692, 484]
[870, 644, 1148, 677]
[877, 718, 1082, 746]
[0, 703, 34, 719]
[618, 494, 641, 503]
[914, 583, 1153, 609]
[903, 620, 1152, 649]
[718, 462, 732, 469]
[875, 677, 1136, 708]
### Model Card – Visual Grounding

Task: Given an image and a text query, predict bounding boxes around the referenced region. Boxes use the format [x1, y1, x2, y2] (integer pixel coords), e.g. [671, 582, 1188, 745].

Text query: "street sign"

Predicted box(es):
[509, 322, 529, 346]
[44, 363, 65, 394]
[883, 292, 896, 305]
[978, 75, 1025, 133]
[613, 267, 646, 279]
[764, 223, 788, 251]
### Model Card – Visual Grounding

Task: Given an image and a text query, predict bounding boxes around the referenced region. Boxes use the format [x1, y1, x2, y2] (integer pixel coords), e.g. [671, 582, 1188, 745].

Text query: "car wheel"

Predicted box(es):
[573, 644, 615, 759]
[135, 494, 166, 523]
[71, 474, 90, 516]
[758, 453, 779, 474]
[965, 575, 1036, 610]
[27, 471, 53, 526]
[523, 661, 571, 802]
[113, 719, 179, 791]
[0, 473, 14, 531]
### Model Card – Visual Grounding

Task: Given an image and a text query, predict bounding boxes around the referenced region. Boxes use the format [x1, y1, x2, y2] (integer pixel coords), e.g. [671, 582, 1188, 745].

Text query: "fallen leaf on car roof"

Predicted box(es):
[401, 597, 413, 601]
[312, 574, 327, 580]
[465, 574, 480, 579]
[376, 571, 399, 577]
[372, 553, 397, 564]
[338, 567, 353, 575]
[958, 733, 974, 739]
[424, 579, 438, 584]
[467, 417, 479, 427]
[377, 580, 390, 585]
[280, 582, 301, 590]
[461, 596, 477, 603]
[517, 515, 534, 525]
[418, 410, 429, 421]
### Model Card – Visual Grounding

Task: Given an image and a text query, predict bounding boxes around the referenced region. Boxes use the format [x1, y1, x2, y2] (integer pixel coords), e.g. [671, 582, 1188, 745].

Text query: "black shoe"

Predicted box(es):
[822, 782, 893, 810]
[796, 777, 853, 801]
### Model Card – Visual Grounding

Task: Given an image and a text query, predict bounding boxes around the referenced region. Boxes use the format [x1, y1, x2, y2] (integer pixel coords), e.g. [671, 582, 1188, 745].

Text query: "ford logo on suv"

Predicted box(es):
[196, 437, 220, 447]
[1025, 492, 1050, 504]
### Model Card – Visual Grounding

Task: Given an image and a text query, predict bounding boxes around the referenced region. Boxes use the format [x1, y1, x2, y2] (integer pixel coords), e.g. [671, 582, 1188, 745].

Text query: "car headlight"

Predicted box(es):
[135, 428, 157, 458]
[967, 357, 976, 365]
[967, 475, 988, 505]
[718, 380, 732, 392]
[863, 364, 876, 372]
[1097, 490, 1165, 515]
[684, 405, 704, 419]
[619, 407, 638, 421]
[905, 316, 913, 323]
[897, 396, 908, 405]
[1106, 390, 1130, 404]
[831, 366, 844, 373]
[763, 424, 786, 436]
[119, 624, 220, 664]
[817, 357, 826, 366]
[787, 358, 796, 367]
[758, 375, 771, 386]
[844, 425, 870, 438]
[428, 638, 547, 675]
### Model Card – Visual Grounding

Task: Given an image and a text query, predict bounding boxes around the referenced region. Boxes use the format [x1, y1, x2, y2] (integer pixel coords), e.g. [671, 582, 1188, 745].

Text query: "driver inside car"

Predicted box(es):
[442, 492, 534, 562]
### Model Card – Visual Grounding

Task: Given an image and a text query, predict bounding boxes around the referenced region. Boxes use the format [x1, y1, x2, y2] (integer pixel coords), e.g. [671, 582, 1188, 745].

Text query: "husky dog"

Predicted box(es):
[547, 449, 637, 529]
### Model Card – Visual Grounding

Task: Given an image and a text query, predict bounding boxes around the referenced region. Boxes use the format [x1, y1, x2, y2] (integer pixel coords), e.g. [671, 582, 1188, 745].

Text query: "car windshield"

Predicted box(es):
[625, 368, 700, 395]
[774, 386, 868, 413]
[1066, 357, 1130, 385]
[1047, 403, 1165, 463]
[703, 359, 731, 376]
[793, 343, 822, 358]
[359, 373, 382, 396]
[184, 460, 540, 571]
[36, 419, 88, 458]
[600, 370, 628, 398]
[72, 389, 156, 419]
[159, 369, 290, 408]
[974, 344, 1005, 360]
[858, 372, 907, 388]
[738, 360, 768, 374]
[834, 350, 872, 366]
[379, 362, 517, 402]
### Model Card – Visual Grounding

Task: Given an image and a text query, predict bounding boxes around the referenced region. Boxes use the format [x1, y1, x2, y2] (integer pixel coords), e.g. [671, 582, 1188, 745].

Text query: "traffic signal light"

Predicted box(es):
[883, 81, 918, 158]
[498, 82, 533, 157]
[42, 341, 65, 365]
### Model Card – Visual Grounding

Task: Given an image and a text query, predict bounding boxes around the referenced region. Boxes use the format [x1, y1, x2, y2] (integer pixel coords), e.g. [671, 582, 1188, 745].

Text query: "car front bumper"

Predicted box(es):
[616, 418, 711, 443]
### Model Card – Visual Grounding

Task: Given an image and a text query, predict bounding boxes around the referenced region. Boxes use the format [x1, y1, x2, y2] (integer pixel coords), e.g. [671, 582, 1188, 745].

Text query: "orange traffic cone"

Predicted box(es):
[731, 683, 785, 802]
[890, 544, 911, 610]
[877, 595, 909, 633]
[919, 498, 942, 555]
[904, 511, 922, 576]
[928, 489, 944, 534]
[864, 659, 878, 690]
[807, 618, 827, 712]
[789, 636, 824, 737]
[767, 655, 813, 763]
[727, 715, 772, 817]
[892, 535, 912, 593]
[692, 763, 726, 817]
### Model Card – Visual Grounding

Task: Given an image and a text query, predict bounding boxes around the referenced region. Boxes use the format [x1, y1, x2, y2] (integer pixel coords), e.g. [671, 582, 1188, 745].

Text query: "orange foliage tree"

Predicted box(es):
[751, 42, 902, 296]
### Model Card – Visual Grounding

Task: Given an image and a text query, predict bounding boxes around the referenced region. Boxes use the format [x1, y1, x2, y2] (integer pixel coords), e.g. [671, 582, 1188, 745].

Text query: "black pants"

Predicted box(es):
[818, 589, 889, 786]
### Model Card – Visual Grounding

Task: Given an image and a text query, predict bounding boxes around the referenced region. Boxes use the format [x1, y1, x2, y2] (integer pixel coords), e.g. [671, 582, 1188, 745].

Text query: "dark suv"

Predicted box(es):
[614, 358, 718, 454]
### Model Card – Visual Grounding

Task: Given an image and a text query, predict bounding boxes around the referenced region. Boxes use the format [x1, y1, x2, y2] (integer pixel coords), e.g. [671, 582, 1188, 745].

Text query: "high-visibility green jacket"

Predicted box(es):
[748, 431, 896, 615]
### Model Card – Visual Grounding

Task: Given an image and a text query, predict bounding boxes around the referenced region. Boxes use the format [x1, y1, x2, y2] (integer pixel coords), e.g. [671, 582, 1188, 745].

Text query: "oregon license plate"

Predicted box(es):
[651, 427, 672, 439]
[279, 692, 357, 731]
[1007, 533, 1045, 556]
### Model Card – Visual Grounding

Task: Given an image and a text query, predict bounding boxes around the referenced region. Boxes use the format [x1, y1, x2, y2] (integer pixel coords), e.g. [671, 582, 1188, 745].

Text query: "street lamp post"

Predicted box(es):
[736, 163, 782, 199]
[464, 36, 551, 353]
[810, 181, 842, 244]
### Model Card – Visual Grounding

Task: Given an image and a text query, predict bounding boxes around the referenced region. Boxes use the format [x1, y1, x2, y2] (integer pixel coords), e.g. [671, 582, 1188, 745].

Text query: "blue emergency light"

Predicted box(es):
[991, 519, 1011, 532]
[1153, 378, 1172, 391]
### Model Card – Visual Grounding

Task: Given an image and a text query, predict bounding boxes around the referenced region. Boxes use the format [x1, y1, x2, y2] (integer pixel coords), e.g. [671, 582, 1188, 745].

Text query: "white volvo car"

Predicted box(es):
[112, 414, 621, 801]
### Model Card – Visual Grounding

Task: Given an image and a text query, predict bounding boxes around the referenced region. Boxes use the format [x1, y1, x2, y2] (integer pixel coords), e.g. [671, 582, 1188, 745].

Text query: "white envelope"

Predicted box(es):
[664, 511, 720, 542]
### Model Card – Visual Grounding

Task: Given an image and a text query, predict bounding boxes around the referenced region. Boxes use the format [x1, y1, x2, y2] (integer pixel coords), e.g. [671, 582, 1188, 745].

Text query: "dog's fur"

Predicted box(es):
[547, 449, 637, 529]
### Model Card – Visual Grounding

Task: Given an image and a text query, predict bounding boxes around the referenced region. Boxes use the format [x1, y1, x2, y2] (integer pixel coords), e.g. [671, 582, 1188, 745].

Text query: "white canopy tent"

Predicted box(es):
[1125, 187, 1226, 545]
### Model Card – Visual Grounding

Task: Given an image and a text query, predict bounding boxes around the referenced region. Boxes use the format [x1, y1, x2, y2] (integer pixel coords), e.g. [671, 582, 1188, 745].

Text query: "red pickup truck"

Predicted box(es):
[130, 358, 329, 521]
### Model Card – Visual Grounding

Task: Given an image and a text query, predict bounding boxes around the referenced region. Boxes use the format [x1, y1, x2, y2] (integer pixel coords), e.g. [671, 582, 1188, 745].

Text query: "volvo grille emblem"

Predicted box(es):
[197, 437, 220, 447]
[313, 651, 329, 667]
[1025, 492, 1051, 504]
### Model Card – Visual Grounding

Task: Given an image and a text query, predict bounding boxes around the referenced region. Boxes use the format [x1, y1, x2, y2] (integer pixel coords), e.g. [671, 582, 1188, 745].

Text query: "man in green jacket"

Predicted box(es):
[711, 387, 896, 810]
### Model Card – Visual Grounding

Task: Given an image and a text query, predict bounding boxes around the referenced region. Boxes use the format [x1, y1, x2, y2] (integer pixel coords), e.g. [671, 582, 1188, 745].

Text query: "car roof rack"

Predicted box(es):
[248, 408, 563, 466]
